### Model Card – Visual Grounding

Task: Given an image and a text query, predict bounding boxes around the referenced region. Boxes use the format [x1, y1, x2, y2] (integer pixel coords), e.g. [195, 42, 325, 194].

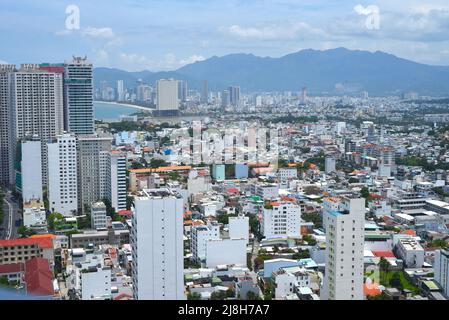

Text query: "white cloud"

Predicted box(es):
[0, 60, 8, 64]
[81, 27, 115, 39]
[118, 52, 205, 71]
[179, 54, 205, 65]
[220, 22, 327, 41]
[55, 26, 116, 39]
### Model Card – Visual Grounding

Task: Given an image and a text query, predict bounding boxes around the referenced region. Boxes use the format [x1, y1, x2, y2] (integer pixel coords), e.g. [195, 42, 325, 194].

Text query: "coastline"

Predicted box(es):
[94, 100, 153, 112]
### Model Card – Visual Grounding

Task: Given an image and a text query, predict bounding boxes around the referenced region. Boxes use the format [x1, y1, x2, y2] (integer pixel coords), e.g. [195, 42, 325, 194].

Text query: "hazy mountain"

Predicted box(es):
[94, 48, 449, 96]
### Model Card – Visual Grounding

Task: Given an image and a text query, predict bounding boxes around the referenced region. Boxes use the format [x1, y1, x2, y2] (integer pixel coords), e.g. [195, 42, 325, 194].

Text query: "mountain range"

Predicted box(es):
[94, 48, 449, 96]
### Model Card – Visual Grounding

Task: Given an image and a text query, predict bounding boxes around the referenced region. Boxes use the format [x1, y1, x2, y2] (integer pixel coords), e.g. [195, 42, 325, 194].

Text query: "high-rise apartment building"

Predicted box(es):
[229, 86, 240, 107]
[131, 188, 184, 300]
[64, 57, 94, 135]
[178, 80, 188, 102]
[117, 80, 124, 101]
[77, 135, 113, 213]
[47, 133, 78, 216]
[221, 89, 230, 109]
[434, 249, 449, 297]
[321, 197, 365, 300]
[201, 80, 209, 104]
[17, 137, 43, 204]
[156, 79, 179, 116]
[3, 64, 64, 187]
[0, 64, 16, 186]
[107, 151, 127, 211]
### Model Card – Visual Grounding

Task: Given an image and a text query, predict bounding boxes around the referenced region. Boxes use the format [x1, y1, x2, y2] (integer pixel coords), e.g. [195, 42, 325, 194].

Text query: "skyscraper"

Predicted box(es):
[107, 151, 127, 211]
[178, 80, 188, 102]
[0, 64, 16, 186]
[17, 137, 43, 204]
[321, 196, 365, 300]
[47, 133, 78, 216]
[77, 134, 113, 213]
[228, 86, 240, 107]
[131, 188, 184, 300]
[117, 80, 124, 101]
[0, 64, 64, 187]
[64, 57, 94, 135]
[434, 249, 449, 297]
[201, 80, 209, 104]
[221, 89, 230, 109]
[156, 79, 179, 116]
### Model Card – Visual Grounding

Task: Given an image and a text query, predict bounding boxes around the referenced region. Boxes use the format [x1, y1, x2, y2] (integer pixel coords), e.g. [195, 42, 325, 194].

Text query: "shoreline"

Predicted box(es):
[94, 100, 153, 112]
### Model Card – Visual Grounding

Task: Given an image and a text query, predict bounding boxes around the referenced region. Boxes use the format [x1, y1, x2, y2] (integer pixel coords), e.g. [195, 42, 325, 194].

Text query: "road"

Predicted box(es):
[1, 190, 21, 239]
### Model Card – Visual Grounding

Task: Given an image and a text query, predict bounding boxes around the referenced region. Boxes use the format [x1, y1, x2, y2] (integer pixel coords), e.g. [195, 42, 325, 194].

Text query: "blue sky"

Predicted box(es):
[1, 0, 449, 71]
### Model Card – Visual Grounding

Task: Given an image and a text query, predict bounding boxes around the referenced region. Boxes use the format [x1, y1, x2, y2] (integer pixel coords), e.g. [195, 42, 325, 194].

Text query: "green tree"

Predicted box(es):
[187, 292, 201, 300]
[210, 290, 227, 300]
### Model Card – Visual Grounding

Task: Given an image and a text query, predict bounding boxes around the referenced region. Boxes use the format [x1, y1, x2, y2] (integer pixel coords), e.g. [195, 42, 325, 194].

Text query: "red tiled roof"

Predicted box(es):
[372, 251, 396, 258]
[24, 258, 54, 296]
[114, 293, 133, 300]
[0, 236, 54, 249]
[227, 188, 239, 193]
[0, 263, 24, 274]
[117, 209, 132, 216]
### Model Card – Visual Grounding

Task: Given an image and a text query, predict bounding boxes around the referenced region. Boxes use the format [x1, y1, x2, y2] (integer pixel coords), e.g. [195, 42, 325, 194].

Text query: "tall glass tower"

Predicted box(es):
[64, 57, 94, 135]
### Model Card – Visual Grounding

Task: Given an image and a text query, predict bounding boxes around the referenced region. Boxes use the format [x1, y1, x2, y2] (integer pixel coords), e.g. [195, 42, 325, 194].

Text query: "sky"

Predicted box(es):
[1, 0, 449, 71]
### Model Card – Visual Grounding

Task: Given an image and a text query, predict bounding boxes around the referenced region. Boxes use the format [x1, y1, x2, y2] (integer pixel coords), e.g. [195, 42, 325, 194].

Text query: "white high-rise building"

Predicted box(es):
[47, 133, 78, 216]
[117, 80, 124, 101]
[156, 79, 179, 116]
[0, 64, 64, 187]
[131, 188, 184, 300]
[261, 201, 302, 239]
[325, 156, 336, 174]
[434, 249, 449, 297]
[108, 151, 127, 211]
[91, 202, 108, 230]
[321, 197, 365, 300]
[19, 138, 43, 203]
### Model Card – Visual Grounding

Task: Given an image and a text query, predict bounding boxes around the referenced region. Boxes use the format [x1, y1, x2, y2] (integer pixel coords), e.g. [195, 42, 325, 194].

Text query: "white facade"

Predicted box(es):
[23, 200, 46, 227]
[253, 184, 279, 200]
[91, 202, 108, 230]
[261, 201, 302, 239]
[47, 134, 78, 216]
[434, 249, 449, 297]
[205, 239, 247, 268]
[156, 79, 179, 112]
[108, 152, 127, 211]
[131, 188, 184, 300]
[20, 139, 43, 203]
[278, 168, 297, 181]
[274, 268, 310, 299]
[321, 197, 365, 300]
[81, 267, 112, 300]
[190, 221, 220, 262]
[325, 156, 336, 174]
[395, 238, 424, 268]
[228, 215, 249, 244]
